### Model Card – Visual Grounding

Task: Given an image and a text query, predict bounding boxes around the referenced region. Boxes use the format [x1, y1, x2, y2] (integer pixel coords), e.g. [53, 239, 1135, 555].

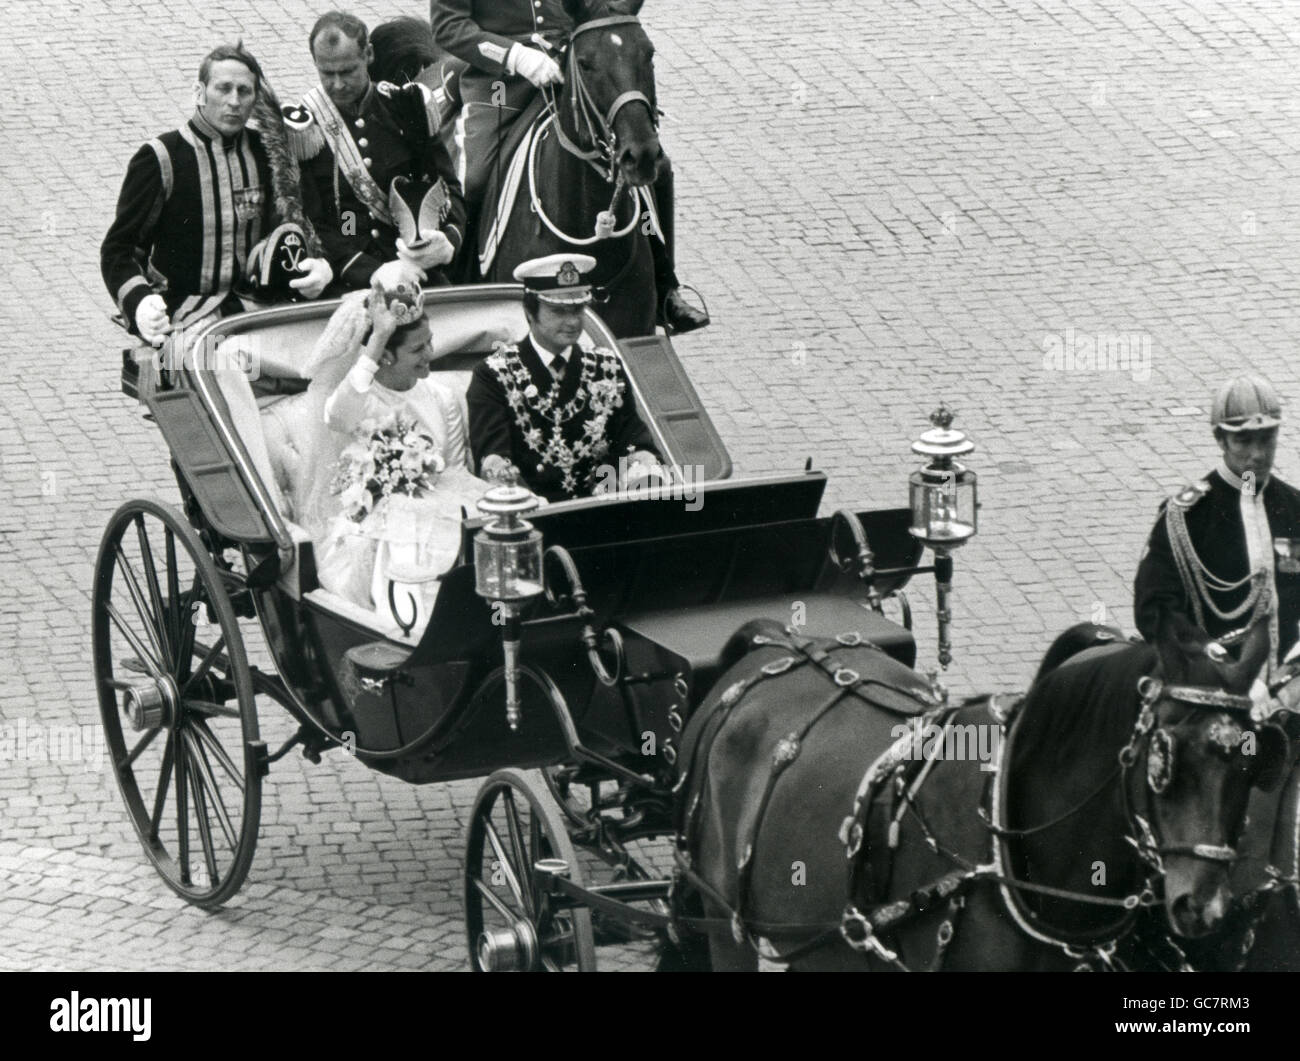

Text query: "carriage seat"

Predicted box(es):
[251, 298, 529, 520]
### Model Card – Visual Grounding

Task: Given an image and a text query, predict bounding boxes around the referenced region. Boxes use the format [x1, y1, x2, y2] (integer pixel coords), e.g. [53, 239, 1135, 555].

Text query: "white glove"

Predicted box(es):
[134, 293, 171, 347]
[624, 451, 668, 489]
[289, 257, 333, 300]
[396, 232, 455, 272]
[508, 43, 563, 88]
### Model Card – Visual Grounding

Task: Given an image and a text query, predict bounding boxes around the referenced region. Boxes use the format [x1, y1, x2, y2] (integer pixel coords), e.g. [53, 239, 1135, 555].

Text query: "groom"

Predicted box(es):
[466, 253, 664, 501]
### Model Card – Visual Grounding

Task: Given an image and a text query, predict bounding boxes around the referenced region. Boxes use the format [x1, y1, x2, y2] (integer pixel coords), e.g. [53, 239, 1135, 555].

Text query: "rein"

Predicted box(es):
[546, 15, 656, 179]
[525, 15, 657, 246]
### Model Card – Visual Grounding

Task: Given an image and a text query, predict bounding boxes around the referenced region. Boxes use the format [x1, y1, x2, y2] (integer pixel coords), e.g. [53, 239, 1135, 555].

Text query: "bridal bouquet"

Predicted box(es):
[331, 414, 446, 523]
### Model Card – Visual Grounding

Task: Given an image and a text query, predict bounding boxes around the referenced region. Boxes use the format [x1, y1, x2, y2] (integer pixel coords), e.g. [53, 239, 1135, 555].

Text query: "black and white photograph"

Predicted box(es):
[2, 0, 1298, 1017]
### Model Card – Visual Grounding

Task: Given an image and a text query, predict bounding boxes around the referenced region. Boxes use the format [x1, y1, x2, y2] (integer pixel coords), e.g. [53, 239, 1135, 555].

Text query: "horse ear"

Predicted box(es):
[1252, 722, 1291, 792]
[1153, 612, 1208, 682]
[563, 0, 599, 23]
[1215, 616, 1271, 694]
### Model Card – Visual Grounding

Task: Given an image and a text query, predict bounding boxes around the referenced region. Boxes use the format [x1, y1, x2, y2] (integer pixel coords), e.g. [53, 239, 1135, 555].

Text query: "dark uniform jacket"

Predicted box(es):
[101, 113, 275, 333]
[291, 82, 466, 289]
[1134, 468, 1300, 662]
[466, 335, 660, 502]
[431, 0, 576, 75]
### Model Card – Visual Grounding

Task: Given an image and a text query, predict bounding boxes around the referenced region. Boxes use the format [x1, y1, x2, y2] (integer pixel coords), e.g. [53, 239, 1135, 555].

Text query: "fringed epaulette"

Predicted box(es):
[278, 102, 325, 161]
[1169, 479, 1211, 510]
[249, 89, 323, 257]
[376, 80, 441, 135]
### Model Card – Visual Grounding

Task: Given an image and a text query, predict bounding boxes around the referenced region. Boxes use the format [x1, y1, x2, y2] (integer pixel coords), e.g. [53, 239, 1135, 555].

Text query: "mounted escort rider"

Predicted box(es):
[102, 43, 334, 347]
[284, 11, 467, 291]
[466, 253, 665, 501]
[430, 0, 710, 334]
[1134, 373, 1300, 686]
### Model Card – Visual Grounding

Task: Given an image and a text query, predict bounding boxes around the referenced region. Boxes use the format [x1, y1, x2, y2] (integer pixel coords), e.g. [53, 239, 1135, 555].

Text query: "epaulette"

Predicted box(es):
[1169, 479, 1212, 510]
[376, 80, 440, 135]
[280, 103, 325, 161]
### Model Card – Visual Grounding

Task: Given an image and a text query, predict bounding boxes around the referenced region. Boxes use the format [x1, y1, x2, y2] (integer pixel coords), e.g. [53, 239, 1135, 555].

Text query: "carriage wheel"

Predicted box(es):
[92, 499, 262, 908]
[464, 768, 597, 971]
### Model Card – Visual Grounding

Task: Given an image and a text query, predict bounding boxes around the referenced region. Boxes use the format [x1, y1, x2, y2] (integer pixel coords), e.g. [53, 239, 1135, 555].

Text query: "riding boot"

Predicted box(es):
[651, 160, 709, 334]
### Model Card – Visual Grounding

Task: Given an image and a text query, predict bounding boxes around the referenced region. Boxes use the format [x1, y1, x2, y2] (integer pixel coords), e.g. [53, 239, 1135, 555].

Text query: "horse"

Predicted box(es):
[667, 617, 1287, 971]
[1185, 717, 1300, 971]
[455, 1, 663, 338]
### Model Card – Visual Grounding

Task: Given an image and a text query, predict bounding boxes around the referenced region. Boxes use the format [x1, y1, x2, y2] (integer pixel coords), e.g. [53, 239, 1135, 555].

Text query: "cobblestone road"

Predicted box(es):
[4, 0, 1300, 971]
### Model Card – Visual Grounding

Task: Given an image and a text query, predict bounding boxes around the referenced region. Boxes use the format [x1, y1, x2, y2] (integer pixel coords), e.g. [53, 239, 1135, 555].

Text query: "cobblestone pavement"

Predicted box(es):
[4, 0, 1300, 971]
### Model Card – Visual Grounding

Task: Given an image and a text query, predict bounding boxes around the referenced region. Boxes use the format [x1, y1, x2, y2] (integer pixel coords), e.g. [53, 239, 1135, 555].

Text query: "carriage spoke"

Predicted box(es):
[105, 602, 166, 680]
[183, 732, 221, 884]
[114, 545, 169, 670]
[482, 819, 527, 912]
[472, 875, 522, 921]
[175, 727, 191, 885]
[189, 717, 245, 794]
[135, 514, 172, 666]
[121, 725, 162, 771]
[185, 699, 241, 720]
[501, 791, 535, 918]
[185, 729, 238, 849]
[149, 734, 175, 840]
[181, 635, 227, 696]
[175, 583, 201, 684]
[165, 528, 181, 663]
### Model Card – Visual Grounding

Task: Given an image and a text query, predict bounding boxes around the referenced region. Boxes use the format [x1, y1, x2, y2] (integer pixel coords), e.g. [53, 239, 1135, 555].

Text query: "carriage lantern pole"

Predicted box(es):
[474, 472, 545, 731]
[908, 404, 978, 669]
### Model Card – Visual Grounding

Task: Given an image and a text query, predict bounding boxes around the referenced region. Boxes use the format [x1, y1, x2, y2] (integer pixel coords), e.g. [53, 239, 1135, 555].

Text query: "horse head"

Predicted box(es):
[562, 1, 663, 186]
[1144, 616, 1290, 938]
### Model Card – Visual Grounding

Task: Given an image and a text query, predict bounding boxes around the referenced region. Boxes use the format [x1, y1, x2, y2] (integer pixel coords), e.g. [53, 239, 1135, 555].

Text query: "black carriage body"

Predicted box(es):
[120, 289, 921, 787]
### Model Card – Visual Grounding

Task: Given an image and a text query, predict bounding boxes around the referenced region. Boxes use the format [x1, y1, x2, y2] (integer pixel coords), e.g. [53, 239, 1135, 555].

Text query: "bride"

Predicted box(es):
[297, 264, 488, 633]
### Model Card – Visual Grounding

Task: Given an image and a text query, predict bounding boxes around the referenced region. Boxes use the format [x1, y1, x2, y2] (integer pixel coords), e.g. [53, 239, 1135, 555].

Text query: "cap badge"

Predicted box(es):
[557, 261, 581, 287]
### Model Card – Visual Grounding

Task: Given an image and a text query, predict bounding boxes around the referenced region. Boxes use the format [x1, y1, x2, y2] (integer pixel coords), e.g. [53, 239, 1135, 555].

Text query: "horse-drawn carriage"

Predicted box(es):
[91, 2, 1298, 970]
[94, 277, 1300, 971]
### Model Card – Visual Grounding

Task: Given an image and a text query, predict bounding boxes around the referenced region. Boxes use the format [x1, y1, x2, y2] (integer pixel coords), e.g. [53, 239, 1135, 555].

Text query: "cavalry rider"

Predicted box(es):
[466, 253, 665, 501]
[286, 11, 467, 291]
[101, 43, 333, 346]
[430, 0, 710, 334]
[1134, 373, 1300, 674]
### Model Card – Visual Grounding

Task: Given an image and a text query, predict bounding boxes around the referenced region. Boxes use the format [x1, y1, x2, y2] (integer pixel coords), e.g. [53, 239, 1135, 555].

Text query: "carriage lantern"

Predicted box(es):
[474, 473, 545, 731]
[908, 404, 978, 668]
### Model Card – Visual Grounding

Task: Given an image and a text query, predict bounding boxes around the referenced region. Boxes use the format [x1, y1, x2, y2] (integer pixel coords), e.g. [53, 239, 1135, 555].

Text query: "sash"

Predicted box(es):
[302, 87, 394, 227]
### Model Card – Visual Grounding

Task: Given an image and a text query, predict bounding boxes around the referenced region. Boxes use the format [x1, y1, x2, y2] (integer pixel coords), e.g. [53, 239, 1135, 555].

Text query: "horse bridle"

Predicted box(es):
[545, 15, 658, 180]
[1123, 676, 1257, 869]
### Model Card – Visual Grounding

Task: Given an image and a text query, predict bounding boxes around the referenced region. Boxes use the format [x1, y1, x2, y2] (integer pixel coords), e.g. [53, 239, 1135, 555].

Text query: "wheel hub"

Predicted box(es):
[478, 920, 540, 971]
[121, 674, 179, 731]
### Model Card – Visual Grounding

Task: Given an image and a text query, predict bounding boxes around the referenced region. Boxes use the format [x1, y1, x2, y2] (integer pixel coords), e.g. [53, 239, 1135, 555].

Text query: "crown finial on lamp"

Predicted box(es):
[930, 403, 955, 431]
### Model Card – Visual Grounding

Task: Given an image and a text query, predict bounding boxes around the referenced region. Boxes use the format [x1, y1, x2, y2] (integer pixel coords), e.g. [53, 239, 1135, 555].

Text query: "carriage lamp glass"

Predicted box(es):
[474, 477, 543, 732]
[908, 405, 978, 549]
[473, 481, 544, 602]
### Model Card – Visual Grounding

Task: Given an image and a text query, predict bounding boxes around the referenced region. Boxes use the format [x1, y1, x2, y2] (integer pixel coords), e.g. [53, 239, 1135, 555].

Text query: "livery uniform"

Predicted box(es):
[101, 111, 275, 334]
[1134, 467, 1300, 664]
[431, 0, 575, 210]
[286, 81, 466, 290]
[466, 334, 660, 502]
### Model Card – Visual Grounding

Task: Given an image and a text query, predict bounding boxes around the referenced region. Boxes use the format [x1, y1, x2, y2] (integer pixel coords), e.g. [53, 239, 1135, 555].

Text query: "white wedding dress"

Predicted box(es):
[296, 293, 488, 634]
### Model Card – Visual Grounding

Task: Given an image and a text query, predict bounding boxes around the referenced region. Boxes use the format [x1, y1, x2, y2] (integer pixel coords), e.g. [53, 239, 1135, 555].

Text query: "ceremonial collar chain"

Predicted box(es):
[487, 342, 628, 495]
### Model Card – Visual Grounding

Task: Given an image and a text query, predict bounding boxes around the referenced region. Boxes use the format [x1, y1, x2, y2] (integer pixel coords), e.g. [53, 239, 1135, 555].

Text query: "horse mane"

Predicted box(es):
[1010, 640, 1157, 777]
[1011, 618, 1250, 777]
